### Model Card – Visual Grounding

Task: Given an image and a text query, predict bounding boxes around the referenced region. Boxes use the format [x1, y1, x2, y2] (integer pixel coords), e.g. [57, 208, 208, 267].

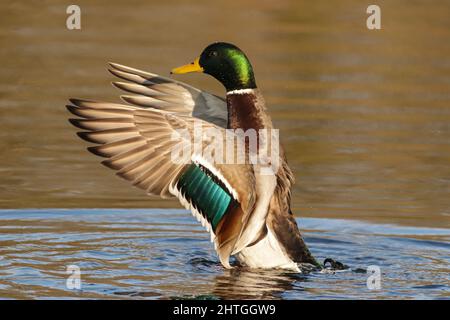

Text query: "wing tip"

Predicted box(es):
[108, 67, 125, 78]
[120, 95, 133, 104]
[68, 118, 84, 129]
[69, 98, 82, 106]
[76, 131, 97, 144]
[87, 146, 108, 158]
[108, 62, 128, 71]
[66, 104, 79, 115]
[68, 98, 98, 107]
[101, 159, 120, 170]
[111, 81, 123, 90]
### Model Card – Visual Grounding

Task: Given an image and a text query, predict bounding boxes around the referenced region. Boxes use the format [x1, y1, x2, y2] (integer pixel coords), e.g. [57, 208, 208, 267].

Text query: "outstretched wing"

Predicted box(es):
[108, 63, 228, 128]
[67, 98, 255, 267]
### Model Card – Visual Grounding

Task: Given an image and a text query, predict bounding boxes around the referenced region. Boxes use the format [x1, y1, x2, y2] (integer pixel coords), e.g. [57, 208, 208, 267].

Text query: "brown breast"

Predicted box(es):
[226, 92, 266, 131]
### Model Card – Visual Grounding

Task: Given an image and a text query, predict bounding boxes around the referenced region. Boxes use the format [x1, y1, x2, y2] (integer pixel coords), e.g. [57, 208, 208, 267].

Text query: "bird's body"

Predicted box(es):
[67, 43, 318, 271]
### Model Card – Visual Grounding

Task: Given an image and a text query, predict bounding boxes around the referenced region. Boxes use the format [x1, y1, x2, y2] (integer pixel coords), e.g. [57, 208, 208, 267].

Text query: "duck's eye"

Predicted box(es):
[209, 51, 218, 57]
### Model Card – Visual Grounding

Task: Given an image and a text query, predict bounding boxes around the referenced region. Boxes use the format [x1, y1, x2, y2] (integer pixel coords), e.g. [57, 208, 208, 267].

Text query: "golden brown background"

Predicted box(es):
[1, 0, 449, 227]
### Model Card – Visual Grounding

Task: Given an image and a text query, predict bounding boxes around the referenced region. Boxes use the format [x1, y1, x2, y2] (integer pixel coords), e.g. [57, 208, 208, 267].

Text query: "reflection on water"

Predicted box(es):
[0, 1, 449, 228]
[0, 209, 448, 299]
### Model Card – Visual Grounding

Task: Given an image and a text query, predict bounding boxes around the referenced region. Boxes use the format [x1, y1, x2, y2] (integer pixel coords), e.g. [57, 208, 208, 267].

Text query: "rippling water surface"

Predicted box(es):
[0, 209, 448, 299]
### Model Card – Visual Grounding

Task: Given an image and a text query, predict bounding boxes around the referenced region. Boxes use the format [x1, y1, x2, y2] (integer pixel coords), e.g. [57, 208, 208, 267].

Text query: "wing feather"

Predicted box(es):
[108, 63, 228, 127]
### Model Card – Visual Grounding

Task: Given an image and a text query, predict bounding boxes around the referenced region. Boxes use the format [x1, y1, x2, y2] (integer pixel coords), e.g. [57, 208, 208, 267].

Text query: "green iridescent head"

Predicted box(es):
[171, 42, 257, 92]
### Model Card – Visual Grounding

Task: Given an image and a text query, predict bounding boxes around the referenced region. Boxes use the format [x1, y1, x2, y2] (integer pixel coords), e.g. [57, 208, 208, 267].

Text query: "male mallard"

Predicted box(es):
[67, 42, 318, 271]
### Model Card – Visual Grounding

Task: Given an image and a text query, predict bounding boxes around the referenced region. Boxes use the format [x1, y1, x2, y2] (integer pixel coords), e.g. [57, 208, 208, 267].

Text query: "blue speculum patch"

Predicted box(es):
[176, 164, 235, 231]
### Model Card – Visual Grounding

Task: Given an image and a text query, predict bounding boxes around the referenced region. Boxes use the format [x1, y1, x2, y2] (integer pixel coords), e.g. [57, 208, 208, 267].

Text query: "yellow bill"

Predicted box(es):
[171, 57, 203, 74]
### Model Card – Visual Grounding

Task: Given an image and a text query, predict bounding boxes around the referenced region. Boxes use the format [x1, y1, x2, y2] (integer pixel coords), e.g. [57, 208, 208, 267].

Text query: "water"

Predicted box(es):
[0, 209, 448, 299]
[0, 1, 449, 299]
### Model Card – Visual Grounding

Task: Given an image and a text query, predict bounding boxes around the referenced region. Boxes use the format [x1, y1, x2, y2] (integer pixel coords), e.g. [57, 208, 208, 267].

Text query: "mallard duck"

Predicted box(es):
[67, 42, 318, 271]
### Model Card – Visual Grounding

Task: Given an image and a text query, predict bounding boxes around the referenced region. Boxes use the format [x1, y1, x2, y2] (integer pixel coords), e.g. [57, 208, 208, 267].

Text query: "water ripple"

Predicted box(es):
[0, 209, 448, 299]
